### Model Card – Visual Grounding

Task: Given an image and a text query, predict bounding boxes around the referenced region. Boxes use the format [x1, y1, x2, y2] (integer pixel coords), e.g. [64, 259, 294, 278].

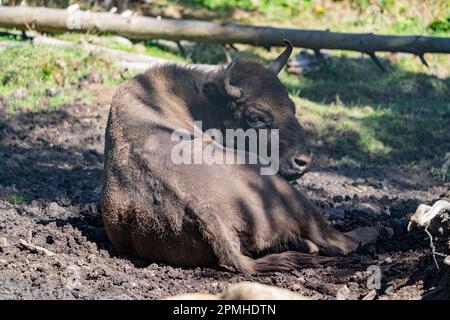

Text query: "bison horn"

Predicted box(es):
[220, 55, 242, 99]
[268, 39, 293, 75]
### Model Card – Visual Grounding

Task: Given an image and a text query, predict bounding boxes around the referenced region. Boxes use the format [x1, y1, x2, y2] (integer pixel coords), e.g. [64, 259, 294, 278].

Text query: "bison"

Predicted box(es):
[102, 40, 390, 273]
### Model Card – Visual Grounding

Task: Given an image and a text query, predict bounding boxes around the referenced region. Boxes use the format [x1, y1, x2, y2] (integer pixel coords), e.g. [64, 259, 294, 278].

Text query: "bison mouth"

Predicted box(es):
[278, 156, 312, 182]
[279, 170, 308, 182]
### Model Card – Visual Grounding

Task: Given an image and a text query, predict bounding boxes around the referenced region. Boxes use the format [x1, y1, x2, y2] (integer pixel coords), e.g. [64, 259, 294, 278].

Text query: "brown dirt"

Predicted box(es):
[0, 84, 448, 300]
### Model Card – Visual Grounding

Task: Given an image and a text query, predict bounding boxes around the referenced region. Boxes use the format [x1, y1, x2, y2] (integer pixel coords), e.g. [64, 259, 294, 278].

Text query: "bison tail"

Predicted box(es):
[247, 251, 347, 274]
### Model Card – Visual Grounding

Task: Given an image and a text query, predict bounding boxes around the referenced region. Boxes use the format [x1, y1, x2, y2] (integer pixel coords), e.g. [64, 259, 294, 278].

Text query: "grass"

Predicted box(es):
[280, 53, 450, 167]
[7, 193, 27, 205]
[0, 43, 119, 114]
[10, 0, 448, 35]
[0, 0, 449, 171]
[170, 0, 450, 36]
[0, 288, 13, 300]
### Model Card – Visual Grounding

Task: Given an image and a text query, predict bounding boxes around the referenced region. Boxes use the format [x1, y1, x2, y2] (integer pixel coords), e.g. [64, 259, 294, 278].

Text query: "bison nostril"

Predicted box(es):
[294, 158, 308, 168]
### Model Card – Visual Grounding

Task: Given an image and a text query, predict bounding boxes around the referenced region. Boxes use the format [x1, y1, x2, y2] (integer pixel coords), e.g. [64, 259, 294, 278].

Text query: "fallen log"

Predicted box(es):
[32, 35, 172, 72]
[0, 6, 449, 69]
[1, 35, 217, 72]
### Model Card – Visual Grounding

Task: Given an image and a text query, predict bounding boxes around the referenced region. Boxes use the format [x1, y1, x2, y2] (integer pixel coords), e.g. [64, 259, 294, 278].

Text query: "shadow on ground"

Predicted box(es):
[284, 55, 450, 169]
[0, 67, 447, 299]
[0, 105, 104, 204]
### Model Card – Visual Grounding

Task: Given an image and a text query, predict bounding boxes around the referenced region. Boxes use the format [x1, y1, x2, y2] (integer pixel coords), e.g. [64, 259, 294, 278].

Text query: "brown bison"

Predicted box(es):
[102, 40, 390, 273]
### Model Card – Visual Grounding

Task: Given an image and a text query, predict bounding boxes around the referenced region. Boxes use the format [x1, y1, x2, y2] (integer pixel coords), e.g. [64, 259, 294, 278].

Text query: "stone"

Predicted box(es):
[0, 237, 9, 248]
[165, 282, 309, 300]
[336, 285, 351, 300]
[444, 256, 450, 266]
[362, 289, 377, 300]
[290, 283, 302, 291]
[384, 286, 394, 295]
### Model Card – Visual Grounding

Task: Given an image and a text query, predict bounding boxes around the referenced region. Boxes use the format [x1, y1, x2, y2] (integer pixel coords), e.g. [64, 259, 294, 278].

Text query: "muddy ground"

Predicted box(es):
[0, 84, 449, 300]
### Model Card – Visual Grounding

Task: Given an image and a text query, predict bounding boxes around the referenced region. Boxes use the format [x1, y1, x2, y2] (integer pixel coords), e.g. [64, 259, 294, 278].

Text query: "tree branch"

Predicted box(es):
[0, 7, 449, 56]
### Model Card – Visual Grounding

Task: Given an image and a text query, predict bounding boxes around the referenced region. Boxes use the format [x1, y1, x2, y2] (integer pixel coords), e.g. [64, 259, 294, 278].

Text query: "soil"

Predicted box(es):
[0, 84, 449, 300]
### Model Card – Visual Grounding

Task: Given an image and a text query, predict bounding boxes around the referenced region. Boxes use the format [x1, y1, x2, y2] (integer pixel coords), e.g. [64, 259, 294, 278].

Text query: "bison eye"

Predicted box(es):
[246, 114, 267, 128]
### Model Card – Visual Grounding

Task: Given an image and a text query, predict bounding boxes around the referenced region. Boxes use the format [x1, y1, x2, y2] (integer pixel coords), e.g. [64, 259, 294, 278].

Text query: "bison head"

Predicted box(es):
[203, 40, 312, 181]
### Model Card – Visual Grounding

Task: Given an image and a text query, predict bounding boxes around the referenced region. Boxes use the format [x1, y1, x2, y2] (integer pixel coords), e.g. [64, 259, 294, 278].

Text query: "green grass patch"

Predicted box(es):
[1, 0, 448, 171]
[170, 0, 449, 36]
[7, 193, 27, 205]
[0, 43, 119, 114]
[281, 53, 450, 167]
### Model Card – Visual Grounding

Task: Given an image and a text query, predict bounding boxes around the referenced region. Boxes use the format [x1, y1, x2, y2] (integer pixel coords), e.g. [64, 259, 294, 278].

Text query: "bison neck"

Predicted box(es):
[144, 65, 231, 132]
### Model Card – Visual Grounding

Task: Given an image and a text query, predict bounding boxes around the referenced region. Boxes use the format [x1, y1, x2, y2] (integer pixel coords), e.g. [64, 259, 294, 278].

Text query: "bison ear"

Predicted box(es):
[268, 39, 293, 75]
[217, 55, 242, 99]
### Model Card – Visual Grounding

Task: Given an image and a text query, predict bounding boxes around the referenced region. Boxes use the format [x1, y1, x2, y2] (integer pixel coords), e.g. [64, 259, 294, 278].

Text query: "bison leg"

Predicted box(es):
[302, 218, 393, 256]
[190, 206, 339, 274]
[275, 191, 393, 256]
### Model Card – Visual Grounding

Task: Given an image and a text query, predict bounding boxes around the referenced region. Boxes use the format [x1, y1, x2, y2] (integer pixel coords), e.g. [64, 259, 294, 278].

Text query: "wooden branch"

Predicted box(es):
[1, 35, 217, 72]
[32, 35, 171, 72]
[367, 52, 387, 72]
[18, 239, 55, 256]
[408, 200, 450, 231]
[418, 53, 429, 68]
[0, 6, 449, 57]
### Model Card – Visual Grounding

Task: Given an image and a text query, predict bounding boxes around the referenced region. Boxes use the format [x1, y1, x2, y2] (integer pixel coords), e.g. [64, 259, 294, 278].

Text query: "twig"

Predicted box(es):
[175, 41, 186, 56]
[31, 35, 216, 72]
[18, 239, 55, 256]
[313, 48, 326, 64]
[424, 228, 440, 270]
[367, 52, 386, 72]
[418, 53, 429, 68]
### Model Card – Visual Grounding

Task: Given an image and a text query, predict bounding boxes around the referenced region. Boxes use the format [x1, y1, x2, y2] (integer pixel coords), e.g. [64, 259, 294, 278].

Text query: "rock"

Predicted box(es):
[0, 237, 9, 248]
[384, 256, 393, 264]
[353, 202, 382, 215]
[209, 282, 219, 289]
[361, 289, 377, 300]
[384, 286, 394, 295]
[165, 293, 220, 300]
[336, 285, 351, 300]
[164, 282, 308, 300]
[222, 282, 308, 300]
[46, 202, 66, 217]
[303, 268, 315, 277]
[444, 256, 450, 266]
[290, 283, 302, 291]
